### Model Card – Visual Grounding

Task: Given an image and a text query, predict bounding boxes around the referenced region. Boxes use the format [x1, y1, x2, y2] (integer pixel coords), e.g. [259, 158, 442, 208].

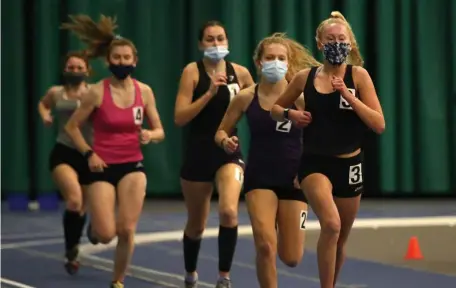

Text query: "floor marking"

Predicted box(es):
[80, 216, 456, 254]
[0, 278, 36, 288]
[16, 248, 179, 288]
[1, 238, 64, 250]
[1, 231, 62, 240]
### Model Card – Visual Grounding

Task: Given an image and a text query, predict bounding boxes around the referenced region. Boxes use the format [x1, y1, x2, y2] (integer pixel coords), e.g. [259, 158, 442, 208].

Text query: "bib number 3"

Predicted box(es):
[348, 163, 363, 185]
[133, 106, 144, 125]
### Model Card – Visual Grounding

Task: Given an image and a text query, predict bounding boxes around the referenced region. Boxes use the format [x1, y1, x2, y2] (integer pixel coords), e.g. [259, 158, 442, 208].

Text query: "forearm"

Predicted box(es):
[64, 124, 92, 153]
[215, 129, 229, 148]
[345, 93, 385, 134]
[270, 105, 287, 122]
[175, 92, 213, 126]
[147, 128, 165, 143]
[38, 102, 50, 118]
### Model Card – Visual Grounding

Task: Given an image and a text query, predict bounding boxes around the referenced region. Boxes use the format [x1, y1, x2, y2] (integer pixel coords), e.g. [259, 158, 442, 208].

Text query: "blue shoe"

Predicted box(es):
[86, 223, 99, 245]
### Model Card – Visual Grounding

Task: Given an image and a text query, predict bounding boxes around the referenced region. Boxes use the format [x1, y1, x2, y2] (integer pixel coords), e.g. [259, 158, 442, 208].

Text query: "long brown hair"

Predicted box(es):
[60, 14, 137, 60]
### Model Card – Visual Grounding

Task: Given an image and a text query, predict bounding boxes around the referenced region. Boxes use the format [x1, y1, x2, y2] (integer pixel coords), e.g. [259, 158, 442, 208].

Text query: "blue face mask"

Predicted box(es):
[261, 60, 288, 83]
[204, 46, 230, 62]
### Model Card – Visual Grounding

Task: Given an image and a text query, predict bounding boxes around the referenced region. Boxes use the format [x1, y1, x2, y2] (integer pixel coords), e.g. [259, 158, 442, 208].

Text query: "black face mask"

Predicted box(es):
[63, 72, 86, 86]
[109, 64, 135, 80]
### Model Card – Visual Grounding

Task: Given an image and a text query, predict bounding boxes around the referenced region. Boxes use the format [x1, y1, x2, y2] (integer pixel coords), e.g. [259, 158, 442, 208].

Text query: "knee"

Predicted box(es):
[94, 227, 116, 244]
[219, 206, 238, 226]
[320, 216, 341, 238]
[256, 238, 277, 260]
[185, 226, 205, 239]
[278, 249, 303, 268]
[116, 225, 136, 242]
[65, 193, 83, 212]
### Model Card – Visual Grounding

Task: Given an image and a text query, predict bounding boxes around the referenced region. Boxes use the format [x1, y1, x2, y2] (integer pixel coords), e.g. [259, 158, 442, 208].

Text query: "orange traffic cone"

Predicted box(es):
[404, 236, 423, 260]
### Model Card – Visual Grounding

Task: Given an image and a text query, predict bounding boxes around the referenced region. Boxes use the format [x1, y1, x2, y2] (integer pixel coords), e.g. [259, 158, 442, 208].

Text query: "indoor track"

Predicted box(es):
[2, 200, 456, 288]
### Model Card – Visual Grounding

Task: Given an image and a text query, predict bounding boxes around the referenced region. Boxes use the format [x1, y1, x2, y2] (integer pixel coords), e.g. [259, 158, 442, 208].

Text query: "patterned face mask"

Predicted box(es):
[322, 42, 351, 65]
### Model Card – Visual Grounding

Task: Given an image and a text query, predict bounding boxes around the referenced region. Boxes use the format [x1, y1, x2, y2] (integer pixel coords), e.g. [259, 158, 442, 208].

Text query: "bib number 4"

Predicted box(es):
[133, 106, 144, 125]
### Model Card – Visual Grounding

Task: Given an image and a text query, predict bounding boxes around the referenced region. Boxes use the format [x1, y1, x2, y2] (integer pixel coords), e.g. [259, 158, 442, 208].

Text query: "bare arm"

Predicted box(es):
[215, 88, 253, 147]
[174, 63, 214, 127]
[143, 85, 165, 143]
[237, 65, 255, 89]
[344, 67, 385, 134]
[294, 93, 305, 111]
[271, 69, 310, 121]
[38, 86, 58, 119]
[64, 88, 99, 153]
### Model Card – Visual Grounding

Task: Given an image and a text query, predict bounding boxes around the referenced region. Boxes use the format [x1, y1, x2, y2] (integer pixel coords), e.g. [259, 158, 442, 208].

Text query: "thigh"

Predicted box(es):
[301, 173, 339, 225]
[52, 164, 83, 204]
[116, 171, 147, 230]
[277, 199, 307, 257]
[245, 189, 278, 246]
[215, 162, 244, 211]
[87, 181, 116, 233]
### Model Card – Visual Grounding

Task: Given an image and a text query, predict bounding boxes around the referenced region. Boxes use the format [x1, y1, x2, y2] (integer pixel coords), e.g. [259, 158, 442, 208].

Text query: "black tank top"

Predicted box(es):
[188, 60, 240, 139]
[244, 85, 302, 184]
[302, 65, 367, 155]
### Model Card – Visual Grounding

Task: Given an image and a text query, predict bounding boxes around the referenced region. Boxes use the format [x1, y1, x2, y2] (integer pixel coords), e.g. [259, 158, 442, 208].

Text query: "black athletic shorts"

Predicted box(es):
[298, 152, 364, 198]
[88, 161, 145, 187]
[48, 143, 90, 185]
[180, 138, 244, 182]
[244, 183, 307, 203]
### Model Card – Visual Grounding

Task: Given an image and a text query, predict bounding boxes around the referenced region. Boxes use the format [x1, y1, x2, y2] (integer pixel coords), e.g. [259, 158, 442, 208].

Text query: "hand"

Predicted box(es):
[139, 129, 153, 144]
[88, 153, 107, 172]
[289, 109, 312, 128]
[208, 71, 227, 96]
[222, 136, 239, 154]
[42, 113, 53, 126]
[331, 76, 350, 97]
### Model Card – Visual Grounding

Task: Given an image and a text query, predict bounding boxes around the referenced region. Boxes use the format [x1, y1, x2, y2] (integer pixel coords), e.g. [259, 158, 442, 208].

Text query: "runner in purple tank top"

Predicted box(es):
[215, 33, 320, 288]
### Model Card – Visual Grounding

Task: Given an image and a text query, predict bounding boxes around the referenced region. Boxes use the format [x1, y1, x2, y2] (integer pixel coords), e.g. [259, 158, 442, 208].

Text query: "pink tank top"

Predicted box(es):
[92, 79, 144, 164]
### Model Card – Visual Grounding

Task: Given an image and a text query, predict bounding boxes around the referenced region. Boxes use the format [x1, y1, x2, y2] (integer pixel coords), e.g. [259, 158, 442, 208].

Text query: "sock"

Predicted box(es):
[183, 233, 202, 274]
[75, 213, 87, 245]
[218, 225, 238, 273]
[63, 210, 85, 251]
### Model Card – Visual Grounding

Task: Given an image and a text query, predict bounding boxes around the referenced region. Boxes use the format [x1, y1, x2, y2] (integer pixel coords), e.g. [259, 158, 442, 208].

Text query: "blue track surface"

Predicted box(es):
[2, 201, 456, 288]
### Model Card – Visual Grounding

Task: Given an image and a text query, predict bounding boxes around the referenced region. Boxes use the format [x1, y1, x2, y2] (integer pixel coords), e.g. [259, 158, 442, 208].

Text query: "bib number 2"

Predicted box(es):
[133, 106, 144, 125]
[276, 120, 292, 133]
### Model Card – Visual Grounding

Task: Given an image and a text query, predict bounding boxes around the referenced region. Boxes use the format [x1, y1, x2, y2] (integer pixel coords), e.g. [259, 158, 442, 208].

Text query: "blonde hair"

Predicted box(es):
[315, 11, 364, 67]
[60, 14, 137, 60]
[253, 32, 321, 81]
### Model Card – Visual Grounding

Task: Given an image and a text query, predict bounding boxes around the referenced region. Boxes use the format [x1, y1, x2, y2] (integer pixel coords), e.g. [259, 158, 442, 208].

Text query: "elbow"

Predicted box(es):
[64, 122, 76, 136]
[373, 121, 386, 135]
[174, 113, 187, 127]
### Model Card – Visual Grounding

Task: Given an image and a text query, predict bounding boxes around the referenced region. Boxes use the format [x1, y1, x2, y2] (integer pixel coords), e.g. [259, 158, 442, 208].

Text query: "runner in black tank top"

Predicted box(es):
[271, 12, 385, 288]
[174, 21, 254, 288]
[37, 51, 91, 276]
[216, 33, 320, 287]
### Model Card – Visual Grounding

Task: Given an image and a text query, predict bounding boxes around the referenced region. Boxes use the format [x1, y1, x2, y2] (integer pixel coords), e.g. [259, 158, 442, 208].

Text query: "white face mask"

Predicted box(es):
[261, 60, 288, 83]
[203, 46, 230, 62]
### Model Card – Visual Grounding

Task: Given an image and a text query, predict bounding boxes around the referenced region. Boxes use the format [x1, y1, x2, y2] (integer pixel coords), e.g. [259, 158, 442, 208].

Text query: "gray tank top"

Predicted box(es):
[54, 87, 93, 149]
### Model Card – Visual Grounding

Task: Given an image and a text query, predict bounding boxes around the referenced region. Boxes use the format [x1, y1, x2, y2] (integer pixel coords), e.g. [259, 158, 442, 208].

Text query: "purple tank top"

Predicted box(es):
[244, 85, 302, 186]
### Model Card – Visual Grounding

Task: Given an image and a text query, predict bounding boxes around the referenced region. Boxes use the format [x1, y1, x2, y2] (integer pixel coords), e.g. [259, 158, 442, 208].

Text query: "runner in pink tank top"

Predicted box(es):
[62, 14, 165, 288]
[92, 78, 144, 164]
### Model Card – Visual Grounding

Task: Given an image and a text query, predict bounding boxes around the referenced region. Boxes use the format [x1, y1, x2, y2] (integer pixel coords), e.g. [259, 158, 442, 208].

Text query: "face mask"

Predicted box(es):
[261, 60, 288, 83]
[63, 72, 86, 86]
[203, 46, 229, 62]
[323, 42, 351, 66]
[109, 64, 135, 80]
